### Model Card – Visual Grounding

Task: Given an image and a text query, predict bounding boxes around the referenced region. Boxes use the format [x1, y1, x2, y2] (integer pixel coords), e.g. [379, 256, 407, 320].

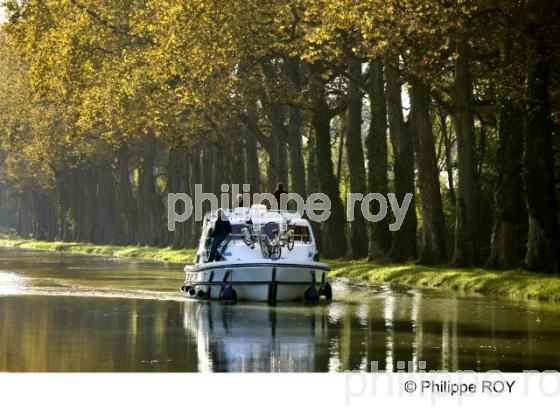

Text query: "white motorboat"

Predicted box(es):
[181, 204, 332, 303]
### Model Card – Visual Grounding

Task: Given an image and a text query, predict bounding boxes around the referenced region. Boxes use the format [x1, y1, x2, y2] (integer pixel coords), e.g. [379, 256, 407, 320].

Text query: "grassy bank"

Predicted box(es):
[328, 259, 560, 302]
[2, 238, 560, 302]
[0, 238, 196, 264]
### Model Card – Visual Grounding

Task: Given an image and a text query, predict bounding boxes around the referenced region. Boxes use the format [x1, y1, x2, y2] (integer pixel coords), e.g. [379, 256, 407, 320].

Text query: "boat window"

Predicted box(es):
[230, 224, 243, 235]
[289, 225, 311, 243]
[228, 224, 244, 240]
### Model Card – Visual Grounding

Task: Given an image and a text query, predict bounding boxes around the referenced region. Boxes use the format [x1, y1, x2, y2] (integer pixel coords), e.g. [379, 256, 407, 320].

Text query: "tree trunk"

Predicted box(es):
[137, 138, 164, 246]
[523, 48, 559, 273]
[77, 169, 97, 243]
[32, 191, 56, 241]
[486, 102, 525, 269]
[211, 144, 224, 195]
[306, 128, 322, 249]
[451, 32, 479, 267]
[366, 62, 391, 260]
[310, 67, 347, 258]
[229, 135, 245, 187]
[286, 58, 307, 197]
[345, 53, 368, 259]
[55, 172, 74, 241]
[94, 168, 120, 244]
[17, 189, 34, 238]
[0, 182, 18, 231]
[410, 79, 447, 265]
[485, 31, 525, 270]
[243, 103, 262, 194]
[386, 64, 417, 261]
[67, 171, 83, 241]
[201, 145, 214, 215]
[117, 147, 138, 244]
[167, 145, 190, 249]
[261, 62, 288, 191]
[190, 144, 202, 247]
[267, 103, 289, 190]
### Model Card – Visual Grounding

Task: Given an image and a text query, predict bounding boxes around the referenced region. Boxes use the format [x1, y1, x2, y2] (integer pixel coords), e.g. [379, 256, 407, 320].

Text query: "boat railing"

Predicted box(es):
[231, 227, 312, 246]
[204, 207, 303, 222]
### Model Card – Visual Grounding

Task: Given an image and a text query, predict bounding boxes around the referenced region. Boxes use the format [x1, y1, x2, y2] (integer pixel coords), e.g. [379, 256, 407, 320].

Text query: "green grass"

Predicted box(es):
[2, 237, 560, 302]
[328, 259, 560, 302]
[0, 238, 196, 264]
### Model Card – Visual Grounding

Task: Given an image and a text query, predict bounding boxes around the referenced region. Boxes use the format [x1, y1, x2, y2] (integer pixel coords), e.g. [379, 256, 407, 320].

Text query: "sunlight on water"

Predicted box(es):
[0, 270, 31, 296]
[26, 287, 187, 302]
[0, 269, 184, 301]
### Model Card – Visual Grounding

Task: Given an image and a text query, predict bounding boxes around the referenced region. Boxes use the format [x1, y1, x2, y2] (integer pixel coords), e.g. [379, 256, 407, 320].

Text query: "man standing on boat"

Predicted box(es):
[208, 209, 232, 262]
[235, 194, 244, 208]
[273, 183, 288, 210]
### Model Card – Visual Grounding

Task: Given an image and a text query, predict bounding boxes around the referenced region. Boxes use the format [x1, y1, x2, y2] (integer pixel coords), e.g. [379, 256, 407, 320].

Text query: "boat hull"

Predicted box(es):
[182, 261, 331, 302]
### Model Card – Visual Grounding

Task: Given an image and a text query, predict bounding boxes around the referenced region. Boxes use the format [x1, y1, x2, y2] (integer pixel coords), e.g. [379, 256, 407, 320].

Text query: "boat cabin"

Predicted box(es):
[195, 204, 318, 264]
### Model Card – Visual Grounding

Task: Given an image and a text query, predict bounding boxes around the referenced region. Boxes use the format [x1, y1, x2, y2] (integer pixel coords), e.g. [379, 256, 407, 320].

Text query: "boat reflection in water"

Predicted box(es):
[183, 301, 331, 372]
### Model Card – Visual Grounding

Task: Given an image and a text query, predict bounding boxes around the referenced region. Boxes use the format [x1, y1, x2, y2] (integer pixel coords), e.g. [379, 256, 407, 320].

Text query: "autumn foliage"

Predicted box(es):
[0, 0, 558, 272]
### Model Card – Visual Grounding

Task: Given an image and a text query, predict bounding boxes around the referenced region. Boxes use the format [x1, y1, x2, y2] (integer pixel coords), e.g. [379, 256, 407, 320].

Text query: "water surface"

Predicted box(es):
[1, 247, 559, 372]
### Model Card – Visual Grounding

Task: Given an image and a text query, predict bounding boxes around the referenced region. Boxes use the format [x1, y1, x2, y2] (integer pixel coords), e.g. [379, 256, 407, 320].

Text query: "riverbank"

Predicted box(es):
[1, 238, 560, 302]
[0, 238, 196, 264]
[328, 260, 560, 302]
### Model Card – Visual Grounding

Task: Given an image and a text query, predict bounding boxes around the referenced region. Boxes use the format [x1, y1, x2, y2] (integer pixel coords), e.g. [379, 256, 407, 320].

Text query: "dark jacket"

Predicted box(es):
[211, 218, 232, 238]
[273, 189, 288, 207]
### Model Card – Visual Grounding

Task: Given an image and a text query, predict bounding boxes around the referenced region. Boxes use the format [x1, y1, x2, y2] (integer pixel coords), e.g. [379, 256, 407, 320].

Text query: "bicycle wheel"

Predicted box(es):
[240, 224, 254, 246]
[260, 236, 271, 258]
[286, 230, 295, 251]
[270, 244, 282, 260]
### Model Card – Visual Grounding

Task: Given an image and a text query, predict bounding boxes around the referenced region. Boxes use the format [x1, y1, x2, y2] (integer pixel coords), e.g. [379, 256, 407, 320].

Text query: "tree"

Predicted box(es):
[386, 63, 417, 261]
[410, 79, 447, 264]
[366, 62, 391, 260]
[345, 52, 368, 258]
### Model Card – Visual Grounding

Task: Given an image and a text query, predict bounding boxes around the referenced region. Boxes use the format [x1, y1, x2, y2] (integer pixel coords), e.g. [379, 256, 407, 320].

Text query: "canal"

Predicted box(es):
[1, 248, 559, 372]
